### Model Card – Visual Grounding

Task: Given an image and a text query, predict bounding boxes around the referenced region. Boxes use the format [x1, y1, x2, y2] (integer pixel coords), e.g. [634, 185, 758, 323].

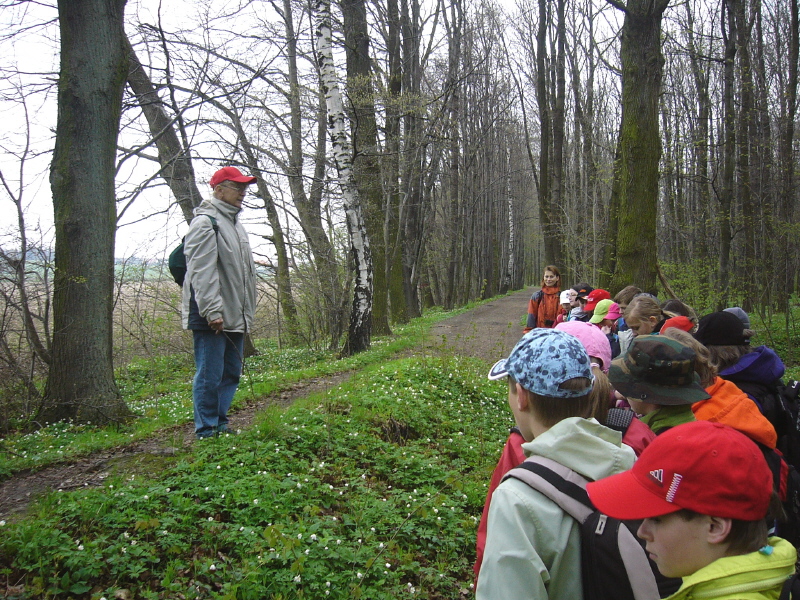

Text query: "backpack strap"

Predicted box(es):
[605, 408, 635, 435]
[780, 573, 800, 600]
[504, 456, 662, 600]
[504, 456, 594, 523]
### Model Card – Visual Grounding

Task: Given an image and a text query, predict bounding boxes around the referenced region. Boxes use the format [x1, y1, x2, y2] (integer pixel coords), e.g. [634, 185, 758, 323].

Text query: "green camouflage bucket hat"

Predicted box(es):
[609, 335, 710, 406]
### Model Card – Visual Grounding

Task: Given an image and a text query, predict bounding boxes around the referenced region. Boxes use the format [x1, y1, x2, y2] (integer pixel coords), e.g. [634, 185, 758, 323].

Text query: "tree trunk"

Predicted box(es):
[316, 0, 373, 355]
[342, 0, 391, 336]
[719, 0, 738, 308]
[536, 0, 554, 267]
[685, 1, 711, 264]
[603, 0, 670, 294]
[443, 0, 463, 310]
[733, 0, 757, 311]
[550, 0, 567, 269]
[123, 35, 202, 223]
[399, 0, 424, 319]
[42, 0, 131, 424]
[778, 0, 799, 303]
[385, 0, 408, 324]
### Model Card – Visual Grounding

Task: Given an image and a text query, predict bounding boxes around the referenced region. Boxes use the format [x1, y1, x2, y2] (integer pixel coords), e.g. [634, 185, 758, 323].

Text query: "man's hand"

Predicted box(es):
[208, 318, 224, 333]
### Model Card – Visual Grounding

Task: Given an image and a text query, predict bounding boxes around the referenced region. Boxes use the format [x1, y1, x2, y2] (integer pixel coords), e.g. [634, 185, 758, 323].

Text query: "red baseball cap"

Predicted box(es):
[584, 289, 611, 312]
[586, 421, 772, 521]
[209, 166, 257, 188]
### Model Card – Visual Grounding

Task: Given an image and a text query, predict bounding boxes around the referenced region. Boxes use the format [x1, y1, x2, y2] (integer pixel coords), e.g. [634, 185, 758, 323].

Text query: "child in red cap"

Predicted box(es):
[586, 421, 796, 600]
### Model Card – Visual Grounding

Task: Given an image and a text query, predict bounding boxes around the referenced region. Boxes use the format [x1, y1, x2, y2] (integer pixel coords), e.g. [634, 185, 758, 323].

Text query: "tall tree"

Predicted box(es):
[602, 0, 670, 293]
[718, 0, 738, 308]
[777, 0, 799, 302]
[42, 0, 132, 424]
[342, 0, 390, 335]
[316, 0, 373, 354]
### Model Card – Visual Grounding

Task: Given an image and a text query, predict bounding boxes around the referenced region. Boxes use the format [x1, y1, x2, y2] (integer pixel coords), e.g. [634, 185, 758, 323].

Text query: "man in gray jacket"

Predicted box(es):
[182, 166, 258, 439]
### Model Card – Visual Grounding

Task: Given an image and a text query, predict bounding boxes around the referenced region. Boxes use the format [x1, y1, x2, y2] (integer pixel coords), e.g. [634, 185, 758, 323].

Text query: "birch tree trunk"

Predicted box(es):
[342, 0, 390, 335]
[43, 0, 131, 424]
[316, 0, 373, 355]
[282, 0, 344, 349]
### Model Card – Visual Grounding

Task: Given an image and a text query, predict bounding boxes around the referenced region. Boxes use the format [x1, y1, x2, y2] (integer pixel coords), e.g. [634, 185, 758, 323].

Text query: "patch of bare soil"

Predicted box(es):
[0, 288, 534, 521]
[424, 287, 533, 364]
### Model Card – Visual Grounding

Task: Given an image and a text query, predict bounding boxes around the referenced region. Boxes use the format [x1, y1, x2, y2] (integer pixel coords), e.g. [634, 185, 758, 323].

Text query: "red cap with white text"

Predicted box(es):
[586, 421, 772, 521]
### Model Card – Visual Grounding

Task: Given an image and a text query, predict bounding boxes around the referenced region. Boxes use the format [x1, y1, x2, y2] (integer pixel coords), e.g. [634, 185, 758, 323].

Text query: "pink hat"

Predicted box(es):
[555, 320, 612, 372]
[589, 300, 622, 324]
[210, 166, 257, 188]
[587, 421, 772, 520]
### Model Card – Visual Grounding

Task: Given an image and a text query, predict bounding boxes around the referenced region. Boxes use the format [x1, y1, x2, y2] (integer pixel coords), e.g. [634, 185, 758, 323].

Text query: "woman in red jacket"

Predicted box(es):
[523, 265, 562, 332]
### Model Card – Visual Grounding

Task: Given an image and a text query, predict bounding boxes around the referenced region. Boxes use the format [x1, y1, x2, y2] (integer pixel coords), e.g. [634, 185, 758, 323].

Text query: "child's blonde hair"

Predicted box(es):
[625, 295, 676, 325]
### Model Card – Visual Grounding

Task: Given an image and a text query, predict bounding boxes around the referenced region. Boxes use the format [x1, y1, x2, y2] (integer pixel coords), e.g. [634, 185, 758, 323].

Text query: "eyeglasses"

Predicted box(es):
[220, 183, 249, 194]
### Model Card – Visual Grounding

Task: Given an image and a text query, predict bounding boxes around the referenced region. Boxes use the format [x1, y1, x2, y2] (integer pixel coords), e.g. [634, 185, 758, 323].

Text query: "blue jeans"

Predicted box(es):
[192, 330, 244, 437]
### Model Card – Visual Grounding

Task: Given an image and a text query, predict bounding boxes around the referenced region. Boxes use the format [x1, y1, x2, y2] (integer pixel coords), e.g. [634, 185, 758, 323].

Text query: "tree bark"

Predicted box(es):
[718, 0, 738, 308]
[42, 0, 131, 424]
[603, 0, 669, 294]
[316, 0, 373, 355]
[536, 0, 554, 267]
[778, 0, 799, 301]
[733, 0, 757, 310]
[342, 0, 391, 335]
[123, 35, 202, 223]
[280, 0, 344, 348]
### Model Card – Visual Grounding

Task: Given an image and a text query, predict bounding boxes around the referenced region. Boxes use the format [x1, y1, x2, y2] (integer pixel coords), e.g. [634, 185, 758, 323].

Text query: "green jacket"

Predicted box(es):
[667, 537, 796, 600]
[640, 404, 695, 435]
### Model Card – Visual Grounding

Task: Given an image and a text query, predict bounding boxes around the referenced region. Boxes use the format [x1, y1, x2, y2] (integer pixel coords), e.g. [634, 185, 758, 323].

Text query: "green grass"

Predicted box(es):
[0, 302, 493, 481]
[2, 293, 800, 599]
[0, 355, 510, 599]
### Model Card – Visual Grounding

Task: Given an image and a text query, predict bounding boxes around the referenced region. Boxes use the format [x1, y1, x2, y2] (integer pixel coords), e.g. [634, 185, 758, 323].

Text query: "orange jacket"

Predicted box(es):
[693, 376, 777, 449]
[523, 286, 562, 332]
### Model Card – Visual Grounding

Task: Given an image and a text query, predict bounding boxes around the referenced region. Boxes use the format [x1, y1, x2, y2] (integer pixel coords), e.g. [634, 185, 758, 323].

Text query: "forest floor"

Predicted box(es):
[0, 287, 533, 521]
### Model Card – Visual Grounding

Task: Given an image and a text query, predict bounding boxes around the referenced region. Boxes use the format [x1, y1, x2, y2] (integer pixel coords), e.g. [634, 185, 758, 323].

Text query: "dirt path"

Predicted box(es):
[0, 288, 534, 520]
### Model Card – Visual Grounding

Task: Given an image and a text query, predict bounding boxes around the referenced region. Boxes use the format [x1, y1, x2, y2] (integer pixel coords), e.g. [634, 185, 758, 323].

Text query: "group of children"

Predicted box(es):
[475, 271, 797, 600]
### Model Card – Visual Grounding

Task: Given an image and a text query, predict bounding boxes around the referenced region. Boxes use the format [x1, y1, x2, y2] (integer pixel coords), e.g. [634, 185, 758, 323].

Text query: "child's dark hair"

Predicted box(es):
[527, 377, 594, 428]
[660, 299, 698, 324]
[675, 492, 783, 555]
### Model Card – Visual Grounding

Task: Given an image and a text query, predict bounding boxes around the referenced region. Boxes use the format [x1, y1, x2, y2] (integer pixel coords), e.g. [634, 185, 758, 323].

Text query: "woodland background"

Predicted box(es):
[0, 0, 798, 427]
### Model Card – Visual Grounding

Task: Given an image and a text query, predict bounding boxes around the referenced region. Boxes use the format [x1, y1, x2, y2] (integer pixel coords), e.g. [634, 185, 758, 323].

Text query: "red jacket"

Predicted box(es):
[524, 286, 561, 332]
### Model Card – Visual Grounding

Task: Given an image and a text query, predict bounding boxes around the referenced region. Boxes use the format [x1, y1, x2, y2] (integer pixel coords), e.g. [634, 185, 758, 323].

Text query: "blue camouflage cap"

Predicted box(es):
[488, 329, 594, 398]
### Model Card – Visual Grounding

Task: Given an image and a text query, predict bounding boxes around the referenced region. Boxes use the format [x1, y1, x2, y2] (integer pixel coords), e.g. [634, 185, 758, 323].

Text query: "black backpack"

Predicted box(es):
[168, 215, 218, 286]
[503, 456, 680, 600]
[732, 378, 800, 547]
